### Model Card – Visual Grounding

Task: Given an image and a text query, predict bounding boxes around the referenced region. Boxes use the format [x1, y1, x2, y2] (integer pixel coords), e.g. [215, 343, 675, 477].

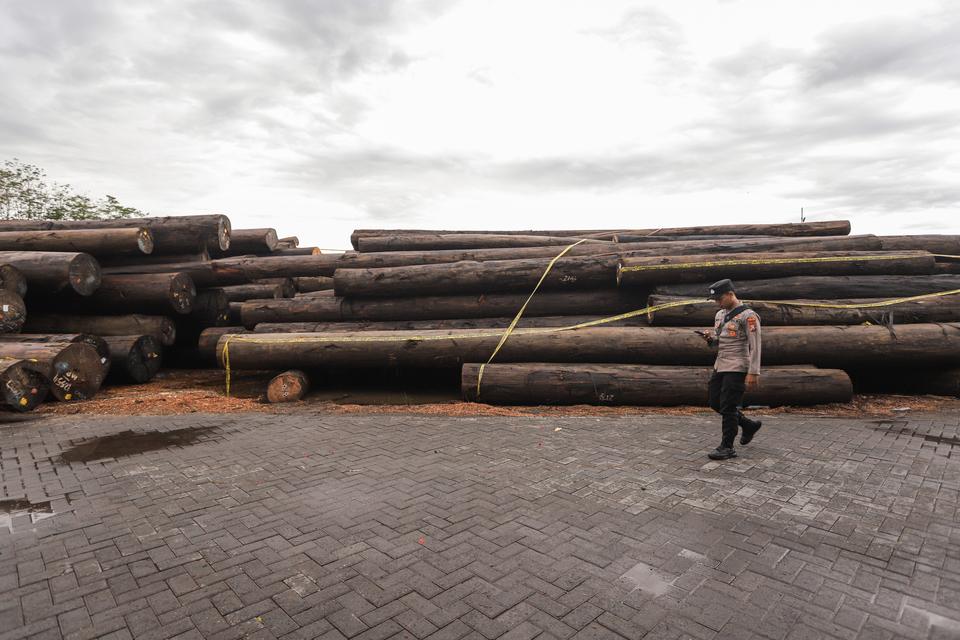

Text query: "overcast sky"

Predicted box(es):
[2, 1, 958, 249]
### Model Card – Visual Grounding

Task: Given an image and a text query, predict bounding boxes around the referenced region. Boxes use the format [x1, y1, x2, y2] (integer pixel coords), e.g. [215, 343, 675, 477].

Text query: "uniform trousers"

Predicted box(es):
[708, 371, 756, 448]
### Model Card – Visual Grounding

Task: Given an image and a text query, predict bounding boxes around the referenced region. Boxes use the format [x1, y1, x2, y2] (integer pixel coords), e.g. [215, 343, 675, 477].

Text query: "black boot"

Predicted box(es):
[740, 419, 762, 445]
[708, 447, 737, 460]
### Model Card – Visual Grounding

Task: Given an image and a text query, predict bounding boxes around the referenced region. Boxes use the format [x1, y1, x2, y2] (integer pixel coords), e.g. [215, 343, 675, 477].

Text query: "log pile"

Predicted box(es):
[6, 214, 959, 410]
[218, 220, 960, 405]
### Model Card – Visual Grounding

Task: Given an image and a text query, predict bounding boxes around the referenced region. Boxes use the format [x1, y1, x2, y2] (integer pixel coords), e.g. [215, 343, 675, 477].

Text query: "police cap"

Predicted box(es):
[708, 279, 735, 299]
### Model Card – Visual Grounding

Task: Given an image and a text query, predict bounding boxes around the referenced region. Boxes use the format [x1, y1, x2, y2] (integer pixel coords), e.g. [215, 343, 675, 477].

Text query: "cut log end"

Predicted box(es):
[105, 335, 163, 383]
[137, 228, 155, 254]
[171, 272, 198, 314]
[0, 291, 27, 334]
[218, 216, 232, 251]
[0, 264, 27, 298]
[69, 253, 102, 296]
[266, 369, 309, 403]
[0, 359, 49, 411]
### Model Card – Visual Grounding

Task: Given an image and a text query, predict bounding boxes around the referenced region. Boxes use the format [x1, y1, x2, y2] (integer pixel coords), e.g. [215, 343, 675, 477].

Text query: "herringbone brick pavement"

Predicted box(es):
[1, 410, 958, 639]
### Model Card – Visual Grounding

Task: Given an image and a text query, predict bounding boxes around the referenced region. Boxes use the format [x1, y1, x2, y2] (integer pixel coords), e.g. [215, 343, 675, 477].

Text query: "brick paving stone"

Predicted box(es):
[2, 411, 960, 639]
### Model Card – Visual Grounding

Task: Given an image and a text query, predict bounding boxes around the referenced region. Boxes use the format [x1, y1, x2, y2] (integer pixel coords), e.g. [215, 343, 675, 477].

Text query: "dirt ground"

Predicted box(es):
[32, 368, 960, 418]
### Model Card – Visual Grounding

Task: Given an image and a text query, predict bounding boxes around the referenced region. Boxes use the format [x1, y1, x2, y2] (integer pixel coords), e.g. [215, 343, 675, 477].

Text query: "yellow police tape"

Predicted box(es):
[618, 253, 927, 273]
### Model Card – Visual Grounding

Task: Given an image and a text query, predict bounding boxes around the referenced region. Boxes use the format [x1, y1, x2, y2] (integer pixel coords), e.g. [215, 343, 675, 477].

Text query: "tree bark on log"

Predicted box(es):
[0, 228, 153, 256]
[349, 220, 852, 247]
[653, 275, 960, 299]
[356, 233, 613, 252]
[267, 247, 321, 256]
[0, 342, 104, 401]
[266, 370, 309, 403]
[293, 277, 333, 293]
[618, 251, 936, 288]
[646, 294, 960, 326]
[217, 323, 960, 370]
[460, 363, 852, 406]
[30, 273, 196, 315]
[848, 368, 960, 397]
[0, 251, 101, 295]
[103, 335, 163, 383]
[217, 283, 294, 302]
[198, 327, 247, 364]
[0, 264, 27, 297]
[335, 255, 622, 298]
[251, 315, 648, 334]
[0, 214, 231, 252]
[0, 290, 27, 333]
[0, 357, 49, 411]
[239, 290, 650, 326]
[879, 235, 960, 254]
[22, 314, 176, 346]
[102, 255, 340, 286]
[99, 248, 210, 268]
[333, 235, 882, 272]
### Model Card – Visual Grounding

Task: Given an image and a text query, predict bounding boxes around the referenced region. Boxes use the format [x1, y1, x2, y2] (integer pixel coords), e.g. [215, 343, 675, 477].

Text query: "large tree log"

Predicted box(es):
[0, 228, 153, 256]
[0, 334, 111, 378]
[29, 273, 196, 315]
[646, 294, 960, 326]
[268, 247, 321, 256]
[0, 290, 27, 333]
[197, 327, 247, 365]
[293, 276, 333, 293]
[239, 290, 650, 326]
[99, 248, 210, 268]
[217, 323, 960, 371]
[103, 335, 162, 383]
[278, 236, 299, 247]
[0, 264, 27, 297]
[22, 314, 176, 346]
[356, 233, 613, 252]
[215, 228, 278, 255]
[0, 214, 231, 252]
[0, 357, 49, 411]
[266, 370, 309, 403]
[252, 315, 648, 334]
[217, 282, 295, 302]
[102, 254, 340, 287]
[0, 251, 101, 295]
[618, 251, 935, 288]
[335, 255, 622, 297]
[879, 235, 960, 254]
[848, 368, 960, 397]
[0, 342, 104, 401]
[349, 220, 852, 247]
[190, 289, 230, 325]
[334, 235, 882, 273]
[653, 275, 960, 300]
[460, 364, 852, 406]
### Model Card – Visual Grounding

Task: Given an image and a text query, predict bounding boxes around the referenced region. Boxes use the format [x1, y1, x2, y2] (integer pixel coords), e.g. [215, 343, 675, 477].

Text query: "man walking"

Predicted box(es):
[698, 279, 762, 460]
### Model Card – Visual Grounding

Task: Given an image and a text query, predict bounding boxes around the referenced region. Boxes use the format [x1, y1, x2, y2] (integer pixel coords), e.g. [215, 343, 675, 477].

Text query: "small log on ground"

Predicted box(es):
[0, 251, 100, 295]
[103, 335, 163, 383]
[461, 363, 852, 406]
[0, 290, 27, 333]
[0, 357, 49, 411]
[266, 370, 309, 403]
[653, 275, 960, 300]
[0, 228, 153, 256]
[646, 294, 960, 326]
[22, 314, 176, 346]
[0, 342, 104, 401]
[618, 251, 936, 288]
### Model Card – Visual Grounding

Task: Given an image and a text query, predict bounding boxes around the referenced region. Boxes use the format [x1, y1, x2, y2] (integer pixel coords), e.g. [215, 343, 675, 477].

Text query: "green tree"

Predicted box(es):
[0, 159, 146, 220]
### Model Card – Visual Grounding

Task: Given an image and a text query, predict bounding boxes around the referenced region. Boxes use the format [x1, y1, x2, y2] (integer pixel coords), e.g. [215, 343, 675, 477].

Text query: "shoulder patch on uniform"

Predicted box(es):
[747, 315, 758, 332]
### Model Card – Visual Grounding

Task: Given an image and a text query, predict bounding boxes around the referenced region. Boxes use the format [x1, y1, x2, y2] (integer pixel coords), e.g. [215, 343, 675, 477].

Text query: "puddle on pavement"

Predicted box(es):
[0, 498, 55, 532]
[58, 426, 220, 463]
[619, 561, 675, 596]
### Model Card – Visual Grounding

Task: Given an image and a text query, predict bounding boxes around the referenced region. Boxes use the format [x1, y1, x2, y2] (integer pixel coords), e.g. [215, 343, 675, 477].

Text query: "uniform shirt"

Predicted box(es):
[712, 306, 762, 375]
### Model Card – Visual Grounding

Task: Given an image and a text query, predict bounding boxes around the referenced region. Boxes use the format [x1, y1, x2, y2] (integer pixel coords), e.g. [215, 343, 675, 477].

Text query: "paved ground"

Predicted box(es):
[1, 410, 959, 640]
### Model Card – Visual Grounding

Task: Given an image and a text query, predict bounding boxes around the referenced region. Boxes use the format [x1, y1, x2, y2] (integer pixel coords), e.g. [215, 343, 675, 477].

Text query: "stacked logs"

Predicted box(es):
[214, 220, 960, 405]
[0, 214, 332, 410]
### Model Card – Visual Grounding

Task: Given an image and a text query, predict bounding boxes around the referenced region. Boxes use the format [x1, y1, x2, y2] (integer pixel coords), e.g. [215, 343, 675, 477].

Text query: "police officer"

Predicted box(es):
[698, 279, 762, 460]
